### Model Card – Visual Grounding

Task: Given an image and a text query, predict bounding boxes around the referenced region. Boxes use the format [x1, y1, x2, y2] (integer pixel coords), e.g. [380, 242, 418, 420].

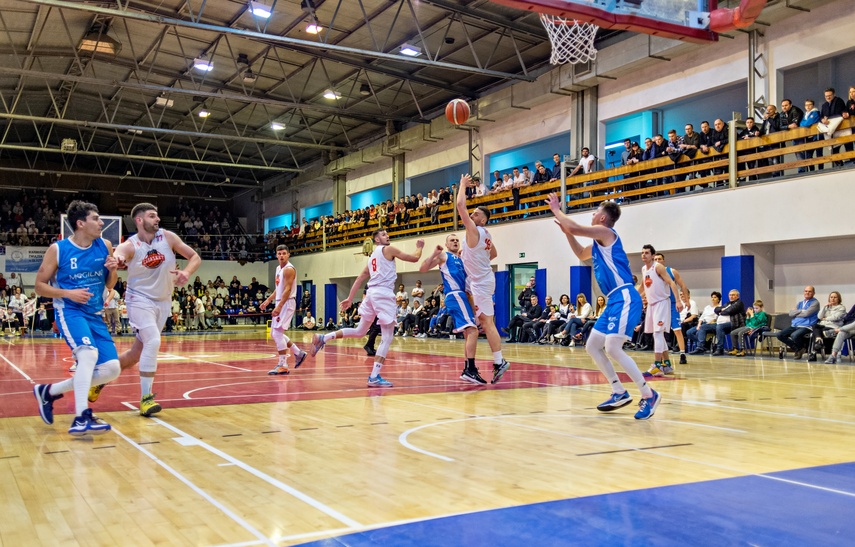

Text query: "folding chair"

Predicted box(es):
[763, 313, 789, 357]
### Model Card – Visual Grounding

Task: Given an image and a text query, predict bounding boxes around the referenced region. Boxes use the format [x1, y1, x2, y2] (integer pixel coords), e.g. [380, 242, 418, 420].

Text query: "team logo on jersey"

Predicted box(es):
[658, 320, 664, 326]
[644, 274, 652, 287]
[141, 249, 166, 269]
[274, 275, 280, 285]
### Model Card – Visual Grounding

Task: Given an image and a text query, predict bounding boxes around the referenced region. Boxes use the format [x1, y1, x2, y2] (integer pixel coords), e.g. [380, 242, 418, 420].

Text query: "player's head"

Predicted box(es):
[470, 205, 490, 226]
[372, 229, 390, 245]
[592, 201, 621, 228]
[275, 244, 290, 264]
[654, 252, 665, 264]
[66, 200, 102, 235]
[445, 233, 461, 253]
[131, 202, 160, 233]
[641, 244, 656, 263]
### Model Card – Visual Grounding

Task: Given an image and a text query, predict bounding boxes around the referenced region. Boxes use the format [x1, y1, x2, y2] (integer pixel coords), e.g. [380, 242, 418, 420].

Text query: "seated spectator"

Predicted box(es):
[541, 293, 571, 343]
[557, 293, 592, 346]
[504, 283, 534, 342]
[301, 311, 317, 330]
[578, 295, 606, 341]
[729, 300, 769, 356]
[711, 289, 745, 356]
[325, 317, 337, 330]
[808, 291, 846, 361]
[522, 296, 551, 343]
[824, 302, 855, 364]
[774, 285, 819, 360]
[688, 292, 722, 354]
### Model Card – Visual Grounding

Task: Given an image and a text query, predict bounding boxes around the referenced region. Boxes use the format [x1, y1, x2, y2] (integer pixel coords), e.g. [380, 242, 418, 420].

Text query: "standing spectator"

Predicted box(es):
[799, 98, 823, 172]
[817, 87, 848, 164]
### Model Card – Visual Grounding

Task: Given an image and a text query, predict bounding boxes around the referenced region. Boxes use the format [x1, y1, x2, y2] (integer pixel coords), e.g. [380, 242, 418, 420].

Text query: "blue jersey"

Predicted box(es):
[53, 237, 110, 315]
[440, 252, 467, 294]
[665, 266, 676, 304]
[591, 228, 634, 295]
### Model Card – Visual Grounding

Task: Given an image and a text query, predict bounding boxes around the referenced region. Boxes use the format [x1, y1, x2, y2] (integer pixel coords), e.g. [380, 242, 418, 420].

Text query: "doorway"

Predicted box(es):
[509, 263, 538, 317]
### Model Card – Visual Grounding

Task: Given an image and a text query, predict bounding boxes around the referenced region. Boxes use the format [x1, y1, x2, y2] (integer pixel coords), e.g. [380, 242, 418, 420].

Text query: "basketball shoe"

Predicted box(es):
[460, 367, 487, 385]
[309, 333, 326, 356]
[596, 391, 632, 411]
[634, 390, 661, 420]
[293, 350, 307, 369]
[268, 363, 290, 375]
[88, 384, 105, 403]
[140, 393, 162, 417]
[491, 359, 510, 384]
[643, 364, 664, 378]
[69, 409, 111, 436]
[34, 384, 62, 424]
[367, 375, 393, 387]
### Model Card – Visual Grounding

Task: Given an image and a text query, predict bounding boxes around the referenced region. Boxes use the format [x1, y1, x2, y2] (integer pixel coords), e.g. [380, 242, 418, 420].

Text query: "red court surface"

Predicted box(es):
[0, 337, 674, 419]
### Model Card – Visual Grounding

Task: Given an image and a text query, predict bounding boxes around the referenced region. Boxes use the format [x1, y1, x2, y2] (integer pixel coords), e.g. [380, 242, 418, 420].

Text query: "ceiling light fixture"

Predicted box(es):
[78, 27, 122, 55]
[242, 69, 257, 84]
[306, 21, 323, 34]
[155, 96, 174, 107]
[359, 83, 371, 96]
[323, 89, 341, 100]
[198, 109, 211, 118]
[270, 122, 285, 130]
[399, 43, 422, 57]
[249, 1, 272, 18]
[193, 56, 214, 71]
[300, 0, 316, 13]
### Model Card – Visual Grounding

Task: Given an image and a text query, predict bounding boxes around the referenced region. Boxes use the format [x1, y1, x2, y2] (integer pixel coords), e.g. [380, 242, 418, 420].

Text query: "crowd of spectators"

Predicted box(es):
[173, 200, 263, 262]
[0, 190, 92, 247]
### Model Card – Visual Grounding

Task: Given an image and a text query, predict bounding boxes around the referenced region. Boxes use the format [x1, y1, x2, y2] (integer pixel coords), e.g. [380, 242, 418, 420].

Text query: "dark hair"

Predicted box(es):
[275, 244, 289, 253]
[371, 228, 385, 242]
[66, 200, 99, 231]
[642, 244, 656, 255]
[711, 291, 722, 300]
[745, 116, 755, 122]
[654, 252, 665, 260]
[131, 202, 157, 218]
[581, 147, 589, 153]
[825, 87, 835, 94]
[781, 98, 792, 105]
[599, 201, 621, 226]
[475, 205, 491, 221]
[701, 120, 710, 125]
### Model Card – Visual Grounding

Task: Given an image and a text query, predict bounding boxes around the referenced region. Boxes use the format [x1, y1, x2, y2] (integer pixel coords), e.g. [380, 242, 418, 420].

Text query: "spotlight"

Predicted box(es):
[270, 122, 285, 130]
[306, 21, 323, 34]
[323, 89, 341, 100]
[399, 43, 422, 57]
[249, 1, 272, 18]
[359, 83, 371, 96]
[198, 109, 211, 118]
[193, 57, 213, 71]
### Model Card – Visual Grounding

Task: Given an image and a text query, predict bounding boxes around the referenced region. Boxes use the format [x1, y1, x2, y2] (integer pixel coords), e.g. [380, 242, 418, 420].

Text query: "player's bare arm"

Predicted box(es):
[113, 240, 135, 269]
[456, 175, 480, 248]
[272, 267, 297, 316]
[34, 245, 92, 304]
[546, 194, 592, 260]
[103, 240, 119, 290]
[166, 230, 201, 286]
[672, 268, 690, 305]
[384, 239, 425, 263]
[419, 245, 446, 273]
[341, 266, 371, 311]
[655, 262, 684, 311]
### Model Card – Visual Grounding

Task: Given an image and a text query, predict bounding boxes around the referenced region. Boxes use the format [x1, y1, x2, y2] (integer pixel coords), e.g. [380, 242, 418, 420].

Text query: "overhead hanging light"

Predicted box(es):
[359, 83, 371, 96]
[242, 69, 257, 83]
[399, 43, 422, 57]
[155, 96, 174, 108]
[78, 25, 122, 55]
[198, 109, 211, 118]
[193, 56, 214, 71]
[249, 1, 272, 18]
[270, 122, 285, 130]
[306, 21, 323, 34]
[323, 89, 341, 100]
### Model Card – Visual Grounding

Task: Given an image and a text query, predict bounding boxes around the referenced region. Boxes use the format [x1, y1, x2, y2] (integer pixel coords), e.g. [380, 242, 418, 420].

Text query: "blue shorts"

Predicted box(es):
[670, 300, 681, 330]
[444, 291, 477, 333]
[55, 307, 119, 365]
[594, 286, 642, 339]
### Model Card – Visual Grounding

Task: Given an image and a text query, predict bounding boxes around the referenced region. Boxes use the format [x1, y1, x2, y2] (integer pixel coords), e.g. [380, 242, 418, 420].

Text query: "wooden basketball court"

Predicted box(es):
[1, 331, 853, 546]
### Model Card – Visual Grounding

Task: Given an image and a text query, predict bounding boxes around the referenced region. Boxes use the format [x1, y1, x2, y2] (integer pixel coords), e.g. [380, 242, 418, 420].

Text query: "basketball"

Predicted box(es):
[445, 99, 470, 125]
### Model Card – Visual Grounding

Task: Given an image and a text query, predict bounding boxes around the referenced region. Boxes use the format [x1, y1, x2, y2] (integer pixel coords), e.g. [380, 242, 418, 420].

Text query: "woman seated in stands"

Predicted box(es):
[416, 296, 438, 337]
[808, 291, 846, 361]
[541, 294, 572, 343]
[557, 293, 593, 347]
[824, 302, 855, 364]
[579, 295, 607, 342]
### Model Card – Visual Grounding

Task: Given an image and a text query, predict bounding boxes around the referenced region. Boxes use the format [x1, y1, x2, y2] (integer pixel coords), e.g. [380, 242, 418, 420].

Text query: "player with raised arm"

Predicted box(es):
[546, 193, 661, 420]
[88, 203, 200, 417]
[419, 234, 484, 384]
[260, 244, 307, 374]
[640, 244, 683, 378]
[32, 201, 122, 435]
[457, 174, 509, 384]
[309, 230, 424, 387]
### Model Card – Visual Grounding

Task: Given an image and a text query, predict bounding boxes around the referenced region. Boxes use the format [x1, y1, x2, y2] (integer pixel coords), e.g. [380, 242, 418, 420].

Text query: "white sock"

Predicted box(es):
[73, 350, 97, 416]
[141, 376, 154, 397]
[323, 332, 336, 343]
[492, 351, 503, 363]
[370, 362, 383, 378]
[49, 378, 74, 397]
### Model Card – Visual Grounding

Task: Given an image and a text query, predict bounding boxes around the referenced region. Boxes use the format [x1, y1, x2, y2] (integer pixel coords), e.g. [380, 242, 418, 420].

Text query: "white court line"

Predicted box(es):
[110, 426, 278, 547]
[0, 351, 33, 382]
[159, 352, 252, 372]
[398, 414, 746, 462]
[121, 402, 362, 529]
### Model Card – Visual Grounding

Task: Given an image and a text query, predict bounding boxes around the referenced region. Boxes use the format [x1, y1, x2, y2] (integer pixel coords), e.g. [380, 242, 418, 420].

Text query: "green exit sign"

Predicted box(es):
[519, 252, 525, 258]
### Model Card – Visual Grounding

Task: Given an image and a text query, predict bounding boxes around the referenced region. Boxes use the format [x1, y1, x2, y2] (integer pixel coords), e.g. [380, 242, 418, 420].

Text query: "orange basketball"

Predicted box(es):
[445, 99, 470, 125]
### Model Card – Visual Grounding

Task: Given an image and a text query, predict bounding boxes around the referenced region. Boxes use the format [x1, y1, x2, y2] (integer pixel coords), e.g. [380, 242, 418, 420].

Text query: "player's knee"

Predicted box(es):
[75, 344, 98, 363]
[99, 359, 121, 382]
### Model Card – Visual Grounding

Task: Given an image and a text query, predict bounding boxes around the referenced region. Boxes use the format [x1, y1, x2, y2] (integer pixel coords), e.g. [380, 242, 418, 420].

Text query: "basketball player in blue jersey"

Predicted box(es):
[458, 174, 509, 384]
[309, 229, 424, 387]
[32, 201, 123, 435]
[546, 193, 661, 420]
[419, 234, 485, 384]
[654, 252, 691, 367]
[87, 203, 200, 417]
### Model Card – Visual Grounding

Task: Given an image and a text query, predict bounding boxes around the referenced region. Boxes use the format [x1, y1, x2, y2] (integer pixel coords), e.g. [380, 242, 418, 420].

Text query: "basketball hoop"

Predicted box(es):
[539, 14, 598, 65]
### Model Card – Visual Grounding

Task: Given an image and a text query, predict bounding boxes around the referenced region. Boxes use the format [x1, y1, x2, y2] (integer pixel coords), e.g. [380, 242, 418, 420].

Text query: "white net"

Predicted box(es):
[539, 14, 599, 65]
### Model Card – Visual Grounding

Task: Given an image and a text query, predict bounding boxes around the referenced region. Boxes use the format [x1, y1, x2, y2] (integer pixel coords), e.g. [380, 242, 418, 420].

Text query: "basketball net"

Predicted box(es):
[539, 14, 598, 65]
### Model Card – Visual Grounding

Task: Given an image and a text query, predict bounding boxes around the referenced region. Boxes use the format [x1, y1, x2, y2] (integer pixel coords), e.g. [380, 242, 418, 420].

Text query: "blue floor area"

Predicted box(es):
[299, 462, 855, 547]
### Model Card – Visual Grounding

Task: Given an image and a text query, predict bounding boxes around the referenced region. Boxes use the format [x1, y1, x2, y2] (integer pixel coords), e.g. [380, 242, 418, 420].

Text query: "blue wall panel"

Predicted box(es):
[350, 185, 393, 210]
[494, 270, 510, 331]
[721, 255, 754, 307]
[324, 283, 338, 326]
[569, 266, 593, 305]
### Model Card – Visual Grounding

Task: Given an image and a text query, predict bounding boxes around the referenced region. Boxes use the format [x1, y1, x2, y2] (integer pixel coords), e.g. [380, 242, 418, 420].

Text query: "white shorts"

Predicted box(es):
[271, 299, 296, 330]
[644, 299, 672, 334]
[470, 293, 495, 318]
[359, 287, 397, 326]
[126, 292, 171, 333]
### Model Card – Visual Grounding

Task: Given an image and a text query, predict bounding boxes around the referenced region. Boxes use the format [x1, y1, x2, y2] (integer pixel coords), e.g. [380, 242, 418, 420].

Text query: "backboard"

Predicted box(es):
[61, 215, 123, 247]
[490, 0, 754, 43]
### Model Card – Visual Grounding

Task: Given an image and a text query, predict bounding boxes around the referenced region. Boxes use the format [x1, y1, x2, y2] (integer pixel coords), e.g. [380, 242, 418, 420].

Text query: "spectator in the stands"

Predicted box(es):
[817, 87, 848, 164]
[775, 286, 820, 360]
[688, 292, 721, 354]
[808, 291, 846, 361]
[738, 116, 763, 180]
[711, 289, 745, 356]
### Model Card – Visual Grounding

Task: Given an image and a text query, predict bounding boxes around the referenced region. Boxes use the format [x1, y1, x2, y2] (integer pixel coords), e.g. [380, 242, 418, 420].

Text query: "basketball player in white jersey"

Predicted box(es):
[640, 244, 682, 378]
[458, 174, 509, 384]
[89, 203, 200, 416]
[654, 252, 691, 367]
[260, 244, 306, 374]
[309, 229, 424, 387]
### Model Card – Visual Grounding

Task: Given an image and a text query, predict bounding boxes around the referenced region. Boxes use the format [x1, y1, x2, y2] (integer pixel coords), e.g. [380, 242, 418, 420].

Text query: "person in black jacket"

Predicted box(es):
[518, 295, 544, 344]
[712, 289, 745, 356]
[817, 87, 849, 163]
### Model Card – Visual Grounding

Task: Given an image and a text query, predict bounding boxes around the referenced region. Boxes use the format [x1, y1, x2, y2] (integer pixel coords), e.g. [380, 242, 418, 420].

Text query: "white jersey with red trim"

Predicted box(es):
[367, 245, 396, 292]
[125, 229, 176, 302]
[460, 225, 495, 295]
[642, 263, 670, 305]
[274, 262, 298, 304]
